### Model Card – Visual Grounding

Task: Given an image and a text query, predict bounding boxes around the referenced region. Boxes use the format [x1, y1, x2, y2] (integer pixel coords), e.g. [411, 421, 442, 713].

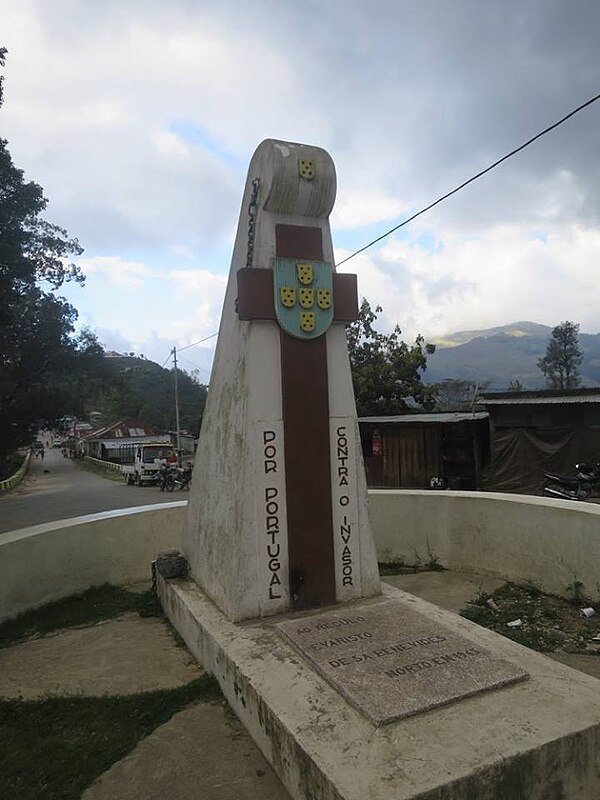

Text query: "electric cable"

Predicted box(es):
[336, 91, 600, 267]
[159, 332, 218, 371]
[178, 332, 218, 352]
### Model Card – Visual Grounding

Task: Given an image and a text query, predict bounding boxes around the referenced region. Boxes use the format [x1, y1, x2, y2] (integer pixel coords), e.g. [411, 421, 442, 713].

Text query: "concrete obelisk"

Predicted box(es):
[183, 139, 380, 622]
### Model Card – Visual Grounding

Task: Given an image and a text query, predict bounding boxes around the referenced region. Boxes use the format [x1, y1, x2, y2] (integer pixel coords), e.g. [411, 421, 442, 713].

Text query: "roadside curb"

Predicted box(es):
[83, 456, 122, 473]
[0, 451, 31, 493]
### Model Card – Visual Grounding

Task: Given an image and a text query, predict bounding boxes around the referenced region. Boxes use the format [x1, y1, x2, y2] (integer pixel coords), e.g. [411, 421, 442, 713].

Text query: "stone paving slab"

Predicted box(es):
[82, 701, 289, 800]
[0, 615, 200, 699]
[277, 597, 528, 725]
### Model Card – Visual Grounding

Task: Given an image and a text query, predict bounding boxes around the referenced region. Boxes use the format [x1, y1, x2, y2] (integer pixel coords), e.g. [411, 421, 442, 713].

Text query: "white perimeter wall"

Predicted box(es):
[1, 491, 599, 622]
[0, 502, 186, 622]
[371, 490, 600, 599]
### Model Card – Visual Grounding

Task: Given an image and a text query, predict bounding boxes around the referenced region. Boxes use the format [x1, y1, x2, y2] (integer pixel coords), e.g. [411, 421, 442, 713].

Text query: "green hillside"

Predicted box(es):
[92, 355, 207, 435]
[424, 323, 600, 390]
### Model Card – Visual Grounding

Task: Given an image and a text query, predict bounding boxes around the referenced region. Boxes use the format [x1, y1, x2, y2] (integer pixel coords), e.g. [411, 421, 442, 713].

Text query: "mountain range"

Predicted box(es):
[423, 321, 600, 390]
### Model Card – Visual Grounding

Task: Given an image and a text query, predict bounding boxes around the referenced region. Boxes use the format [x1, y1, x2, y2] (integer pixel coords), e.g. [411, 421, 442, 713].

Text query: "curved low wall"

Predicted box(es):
[0, 451, 31, 493]
[2, 491, 599, 623]
[0, 502, 186, 622]
[370, 490, 600, 600]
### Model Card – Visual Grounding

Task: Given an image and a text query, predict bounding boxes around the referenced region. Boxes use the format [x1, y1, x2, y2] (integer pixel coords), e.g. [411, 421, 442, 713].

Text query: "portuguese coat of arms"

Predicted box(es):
[273, 258, 334, 339]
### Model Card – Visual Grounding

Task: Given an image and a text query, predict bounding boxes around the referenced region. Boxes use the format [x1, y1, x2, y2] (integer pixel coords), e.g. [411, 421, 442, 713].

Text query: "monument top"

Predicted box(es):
[249, 138, 336, 218]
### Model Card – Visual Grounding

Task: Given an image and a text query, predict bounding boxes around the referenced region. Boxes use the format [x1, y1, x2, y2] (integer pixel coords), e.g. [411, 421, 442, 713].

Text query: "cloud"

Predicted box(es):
[168, 244, 195, 260]
[5, 0, 599, 257]
[150, 129, 191, 158]
[94, 327, 135, 355]
[164, 269, 227, 345]
[4, 0, 600, 378]
[342, 222, 600, 341]
[78, 256, 153, 287]
[63, 255, 226, 365]
[331, 189, 408, 230]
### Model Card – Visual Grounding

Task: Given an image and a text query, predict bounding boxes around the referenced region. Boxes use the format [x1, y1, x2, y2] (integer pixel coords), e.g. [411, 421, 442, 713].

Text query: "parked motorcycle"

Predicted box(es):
[541, 460, 600, 501]
[165, 463, 193, 492]
[157, 463, 173, 492]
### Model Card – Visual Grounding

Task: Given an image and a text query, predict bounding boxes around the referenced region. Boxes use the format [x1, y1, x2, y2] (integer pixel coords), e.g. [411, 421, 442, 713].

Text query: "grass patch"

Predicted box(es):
[0, 584, 161, 648]
[0, 675, 221, 800]
[461, 582, 599, 653]
[378, 560, 445, 576]
[74, 458, 125, 482]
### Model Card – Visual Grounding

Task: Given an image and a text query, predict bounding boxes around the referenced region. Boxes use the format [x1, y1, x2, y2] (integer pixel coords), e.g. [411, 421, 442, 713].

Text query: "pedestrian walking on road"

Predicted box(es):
[40, 446, 45, 461]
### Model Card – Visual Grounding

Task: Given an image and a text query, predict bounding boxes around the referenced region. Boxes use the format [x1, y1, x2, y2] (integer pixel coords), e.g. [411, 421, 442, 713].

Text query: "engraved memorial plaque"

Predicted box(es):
[277, 598, 528, 726]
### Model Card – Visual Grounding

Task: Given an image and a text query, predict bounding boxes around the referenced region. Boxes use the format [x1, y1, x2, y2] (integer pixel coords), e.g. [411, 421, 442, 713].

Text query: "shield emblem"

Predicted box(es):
[280, 287, 296, 308]
[299, 288, 314, 308]
[298, 160, 315, 180]
[317, 288, 332, 309]
[274, 258, 334, 339]
[297, 263, 313, 285]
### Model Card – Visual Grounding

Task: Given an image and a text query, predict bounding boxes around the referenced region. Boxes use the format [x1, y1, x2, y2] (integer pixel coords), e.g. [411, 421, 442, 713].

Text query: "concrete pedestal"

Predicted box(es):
[160, 576, 600, 800]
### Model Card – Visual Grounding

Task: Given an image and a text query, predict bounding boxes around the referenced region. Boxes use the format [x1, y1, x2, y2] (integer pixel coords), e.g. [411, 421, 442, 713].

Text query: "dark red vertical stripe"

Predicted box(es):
[276, 224, 336, 609]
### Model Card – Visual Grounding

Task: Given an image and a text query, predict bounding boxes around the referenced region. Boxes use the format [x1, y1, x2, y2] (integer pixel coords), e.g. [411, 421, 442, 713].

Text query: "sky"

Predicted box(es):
[2, 0, 600, 378]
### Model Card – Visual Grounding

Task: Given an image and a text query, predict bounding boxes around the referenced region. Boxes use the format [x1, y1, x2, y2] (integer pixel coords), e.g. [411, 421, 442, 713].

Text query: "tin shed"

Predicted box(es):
[358, 412, 490, 489]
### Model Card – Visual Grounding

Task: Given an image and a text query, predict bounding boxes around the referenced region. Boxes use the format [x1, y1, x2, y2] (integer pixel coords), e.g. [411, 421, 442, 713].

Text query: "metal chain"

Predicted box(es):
[245, 178, 260, 268]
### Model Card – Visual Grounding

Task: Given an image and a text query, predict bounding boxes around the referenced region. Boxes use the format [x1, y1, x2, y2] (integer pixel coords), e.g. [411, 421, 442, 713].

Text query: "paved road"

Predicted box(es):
[0, 448, 175, 534]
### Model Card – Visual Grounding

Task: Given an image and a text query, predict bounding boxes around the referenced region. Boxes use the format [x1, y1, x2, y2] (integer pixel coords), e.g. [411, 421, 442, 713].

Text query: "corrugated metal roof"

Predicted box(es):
[94, 437, 172, 449]
[358, 412, 489, 424]
[79, 418, 163, 440]
[484, 394, 600, 405]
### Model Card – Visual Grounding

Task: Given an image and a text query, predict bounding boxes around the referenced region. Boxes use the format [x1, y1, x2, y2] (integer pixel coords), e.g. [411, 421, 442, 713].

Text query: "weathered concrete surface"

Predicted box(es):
[371, 488, 600, 599]
[2, 609, 291, 800]
[82, 702, 290, 800]
[161, 574, 600, 800]
[384, 570, 505, 614]
[551, 652, 600, 679]
[3, 489, 600, 628]
[0, 615, 199, 699]
[183, 138, 380, 623]
[388, 569, 600, 682]
[277, 598, 527, 725]
[0, 502, 186, 622]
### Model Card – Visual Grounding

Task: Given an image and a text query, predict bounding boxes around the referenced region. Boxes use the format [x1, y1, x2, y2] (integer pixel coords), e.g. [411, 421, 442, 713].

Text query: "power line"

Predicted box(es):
[336, 91, 600, 267]
[159, 331, 218, 372]
[179, 332, 218, 352]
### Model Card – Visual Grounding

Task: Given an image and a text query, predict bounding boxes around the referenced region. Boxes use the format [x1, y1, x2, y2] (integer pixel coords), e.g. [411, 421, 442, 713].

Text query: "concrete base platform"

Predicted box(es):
[159, 577, 600, 800]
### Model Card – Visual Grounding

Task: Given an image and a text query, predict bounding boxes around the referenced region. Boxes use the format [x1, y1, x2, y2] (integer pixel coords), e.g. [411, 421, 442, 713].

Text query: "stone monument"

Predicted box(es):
[160, 139, 600, 800]
[182, 139, 381, 622]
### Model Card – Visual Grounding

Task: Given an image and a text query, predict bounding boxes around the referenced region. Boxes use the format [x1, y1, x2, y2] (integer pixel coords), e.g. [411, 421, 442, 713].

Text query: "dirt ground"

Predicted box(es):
[0, 611, 290, 800]
[4, 571, 600, 799]
[386, 571, 600, 680]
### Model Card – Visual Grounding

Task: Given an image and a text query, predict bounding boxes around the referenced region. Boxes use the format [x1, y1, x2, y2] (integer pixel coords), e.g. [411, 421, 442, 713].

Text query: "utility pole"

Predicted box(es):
[172, 346, 181, 463]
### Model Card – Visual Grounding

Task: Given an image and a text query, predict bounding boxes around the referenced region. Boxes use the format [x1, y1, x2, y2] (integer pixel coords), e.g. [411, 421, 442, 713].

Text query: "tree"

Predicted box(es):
[96, 356, 207, 437]
[346, 299, 436, 416]
[0, 48, 94, 467]
[537, 321, 583, 390]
